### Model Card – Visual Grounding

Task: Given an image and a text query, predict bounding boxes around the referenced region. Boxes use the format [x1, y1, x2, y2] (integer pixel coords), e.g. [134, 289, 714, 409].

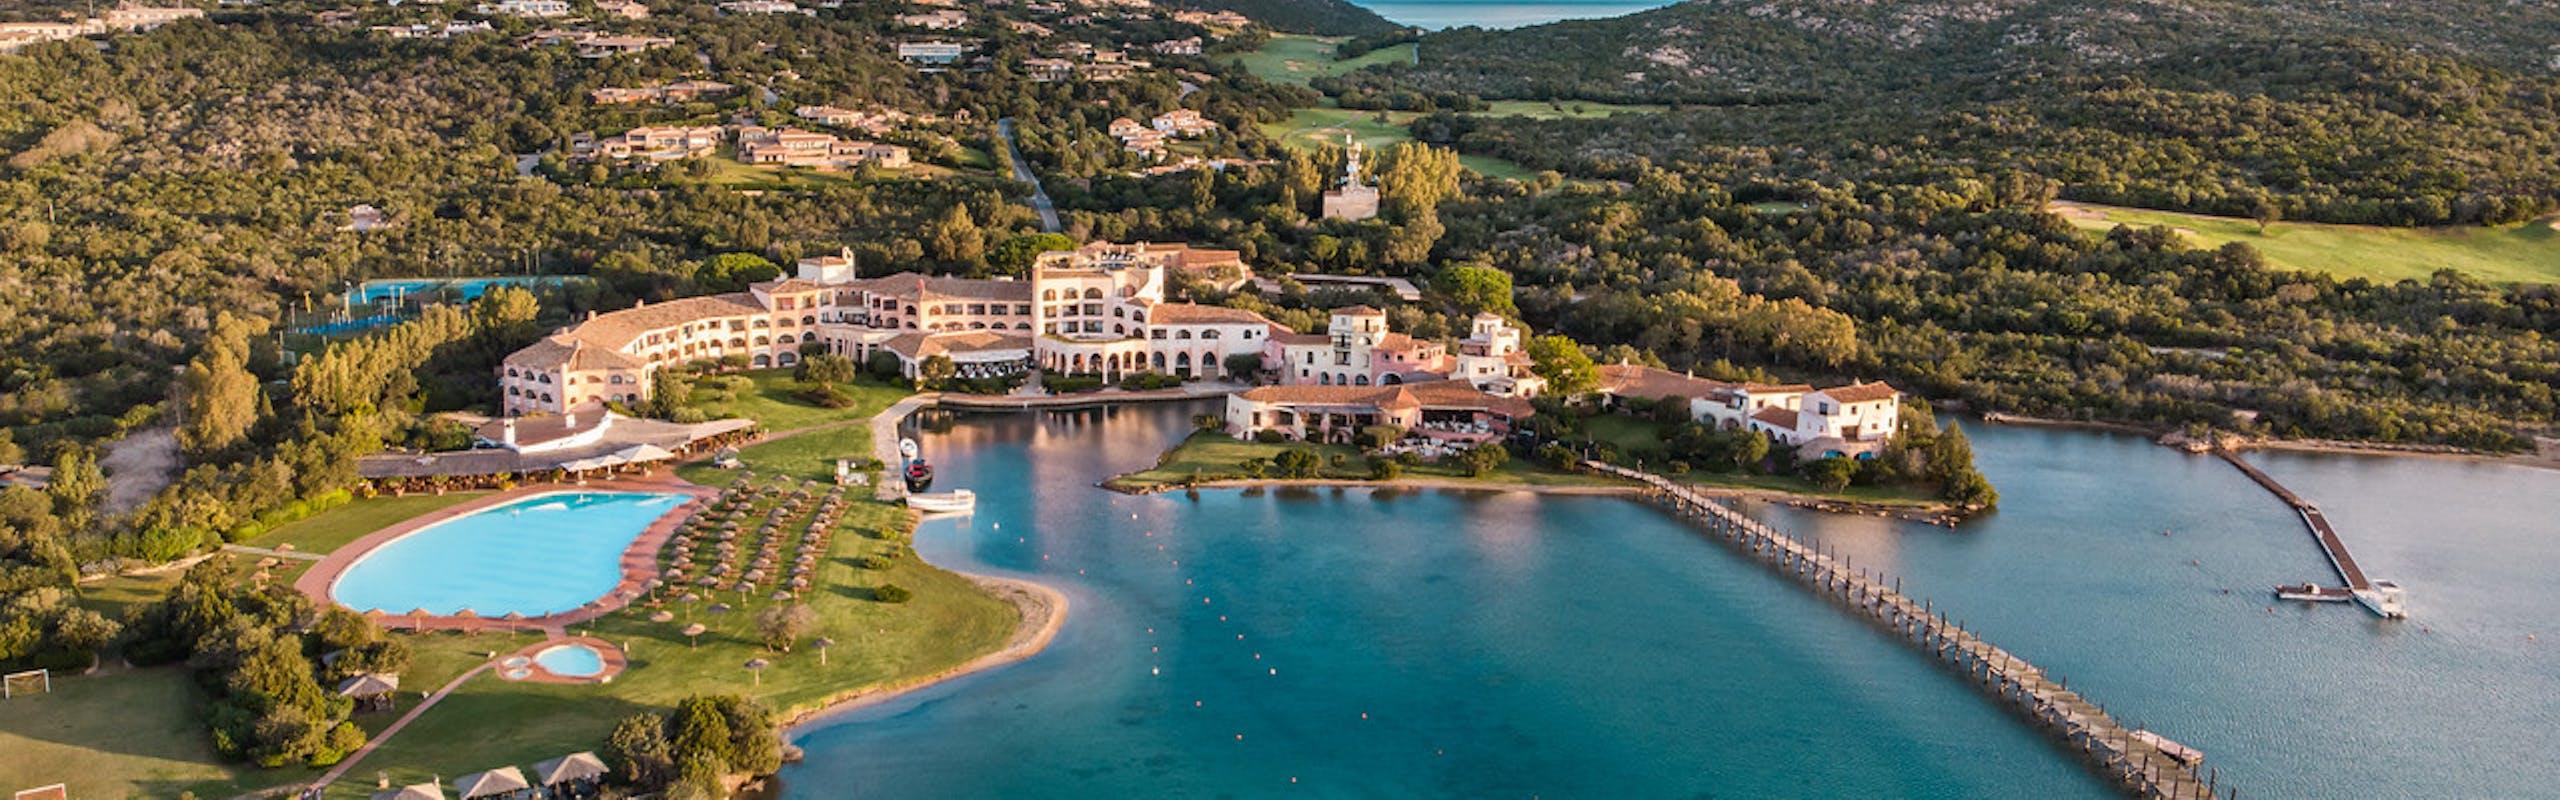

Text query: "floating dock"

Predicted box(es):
[1590, 462, 2232, 800]
[2217, 452, 2405, 618]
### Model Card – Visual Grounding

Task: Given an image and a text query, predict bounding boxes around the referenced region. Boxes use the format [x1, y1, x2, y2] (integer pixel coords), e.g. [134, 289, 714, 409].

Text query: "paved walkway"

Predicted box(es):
[222, 544, 323, 562]
[302, 661, 495, 796]
[996, 118, 1060, 232]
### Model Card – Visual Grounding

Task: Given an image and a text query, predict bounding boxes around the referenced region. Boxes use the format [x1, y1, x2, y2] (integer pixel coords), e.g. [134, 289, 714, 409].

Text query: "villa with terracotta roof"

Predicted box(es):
[500, 242, 1279, 415]
[1223, 380, 1536, 444]
[1594, 363, 1903, 459]
[1265, 308, 1542, 397]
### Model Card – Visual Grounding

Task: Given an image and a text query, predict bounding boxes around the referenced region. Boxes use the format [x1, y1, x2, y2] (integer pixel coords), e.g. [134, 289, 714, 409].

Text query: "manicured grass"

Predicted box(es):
[1577, 414, 1941, 507]
[1104, 432, 1627, 493]
[333, 495, 1015, 799]
[1232, 34, 1414, 87]
[2053, 201, 2560, 285]
[694, 155, 955, 190]
[674, 370, 912, 486]
[241, 492, 495, 556]
[0, 666, 313, 799]
[683, 370, 912, 436]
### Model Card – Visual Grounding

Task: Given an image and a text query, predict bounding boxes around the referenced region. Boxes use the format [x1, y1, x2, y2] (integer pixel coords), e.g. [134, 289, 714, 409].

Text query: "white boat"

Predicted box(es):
[905, 489, 976, 514]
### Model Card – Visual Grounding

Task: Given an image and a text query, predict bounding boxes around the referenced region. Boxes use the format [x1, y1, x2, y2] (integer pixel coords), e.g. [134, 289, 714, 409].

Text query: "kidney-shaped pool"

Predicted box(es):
[331, 491, 686, 618]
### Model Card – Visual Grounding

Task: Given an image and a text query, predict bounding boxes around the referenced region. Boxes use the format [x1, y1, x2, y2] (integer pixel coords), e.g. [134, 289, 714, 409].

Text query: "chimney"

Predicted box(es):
[501, 419, 517, 447]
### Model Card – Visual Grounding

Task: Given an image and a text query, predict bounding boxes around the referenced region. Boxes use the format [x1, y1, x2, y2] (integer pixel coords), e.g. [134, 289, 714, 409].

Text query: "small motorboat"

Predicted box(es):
[2274, 583, 2353, 602]
[900, 437, 934, 491]
[905, 489, 975, 514]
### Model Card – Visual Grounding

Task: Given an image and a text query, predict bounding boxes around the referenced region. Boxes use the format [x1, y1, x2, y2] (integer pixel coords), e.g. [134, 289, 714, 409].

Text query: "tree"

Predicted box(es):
[755, 604, 818, 652]
[1436, 264, 1517, 316]
[1799, 456, 1858, 491]
[1273, 446, 1321, 478]
[1223, 352, 1262, 377]
[1459, 443, 1509, 477]
[607, 713, 675, 789]
[929, 204, 984, 265]
[917, 355, 957, 388]
[1374, 142, 1463, 220]
[990, 232, 1075, 274]
[1525, 335, 1598, 396]
[795, 354, 856, 385]
[177, 313, 265, 455]
[668, 696, 736, 770]
[694, 253, 781, 292]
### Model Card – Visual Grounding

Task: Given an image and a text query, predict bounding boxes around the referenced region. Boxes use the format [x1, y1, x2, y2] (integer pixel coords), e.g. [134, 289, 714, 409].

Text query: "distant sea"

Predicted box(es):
[1347, 0, 1675, 29]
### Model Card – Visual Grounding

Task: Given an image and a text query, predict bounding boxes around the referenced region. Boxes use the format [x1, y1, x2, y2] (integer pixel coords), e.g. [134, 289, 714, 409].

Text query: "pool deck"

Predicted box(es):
[291, 474, 717, 632]
[501, 636, 630, 684]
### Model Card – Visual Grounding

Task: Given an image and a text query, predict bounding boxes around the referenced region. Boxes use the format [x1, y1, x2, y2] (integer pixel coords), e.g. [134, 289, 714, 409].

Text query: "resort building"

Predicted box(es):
[736, 127, 911, 170]
[792, 104, 906, 134]
[896, 40, 968, 67]
[1022, 56, 1075, 82]
[1151, 109, 1218, 137]
[1321, 140, 1380, 221]
[594, 0, 650, 18]
[572, 125, 723, 162]
[1264, 307, 1543, 396]
[1592, 363, 1903, 459]
[477, 0, 571, 17]
[592, 80, 736, 105]
[1222, 380, 1536, 444]
[498, 241, 1279, 415]
[1150, 36, 1202, 56]
[896, 9, 968, 29]
[1, 4, 202, 52]
[574, 34, 677, 58]
[718, 0, 806, 14]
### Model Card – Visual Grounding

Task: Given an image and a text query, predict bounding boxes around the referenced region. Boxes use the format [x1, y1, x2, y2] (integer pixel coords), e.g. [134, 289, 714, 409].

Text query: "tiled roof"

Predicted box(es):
[1751, 406, 1800, 429]
[879, 330, 1032, 360]
[1147, 303, 1268, 325]
[1399, 379, 1535, 417]
[474, 407, 614, 447]
[1331, 305, 1384, 317]
[505, 334, 644, 371]
[1816, 381, 1900, 404]
[1372, 332, 1436, 354]
[1237, 384, 1408, 406]
[1595, 364, 1732, 400]
[848, 272, 1031, 301]
[562, 292, 767, 351]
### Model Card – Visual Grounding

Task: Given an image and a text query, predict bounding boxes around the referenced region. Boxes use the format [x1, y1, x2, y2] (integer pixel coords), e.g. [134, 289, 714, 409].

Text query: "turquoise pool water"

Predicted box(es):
[535, 643, 607, 677]
[331, 491, 685, 618]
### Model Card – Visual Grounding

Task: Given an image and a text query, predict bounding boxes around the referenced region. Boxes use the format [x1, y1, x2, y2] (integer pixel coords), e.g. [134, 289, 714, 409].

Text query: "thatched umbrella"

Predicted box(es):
[407, 607, 433, 632]
[453, 608, 480, 634]
[648, 610, 675, 623]
[682, 623, 707, 648]
[744, 657, 770, 686]
[814, 636, 835, 666]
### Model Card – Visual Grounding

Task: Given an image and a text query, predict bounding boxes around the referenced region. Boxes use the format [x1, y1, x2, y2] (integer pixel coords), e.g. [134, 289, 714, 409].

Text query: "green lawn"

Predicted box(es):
[1232, 34, 1414, 87]
[241, 492, 495, 556]
[333, 496, 1015, 798]
[1105, 431, 1628, 493]
[684, 370, 911, 436]
[1578, 414, 1942, 507]
[0, 666, 296, 799]
[2054, 201, 2560, 284]
[693, 155, 954, 190]
[674, 370, 912, 486]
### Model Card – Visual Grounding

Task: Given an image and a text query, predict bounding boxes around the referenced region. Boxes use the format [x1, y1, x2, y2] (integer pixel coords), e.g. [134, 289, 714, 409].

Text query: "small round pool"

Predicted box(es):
[535, 643, 607, 678]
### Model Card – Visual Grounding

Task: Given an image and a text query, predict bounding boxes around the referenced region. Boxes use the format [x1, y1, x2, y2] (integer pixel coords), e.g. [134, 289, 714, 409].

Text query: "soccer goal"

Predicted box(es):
[1, 668, 49, 699]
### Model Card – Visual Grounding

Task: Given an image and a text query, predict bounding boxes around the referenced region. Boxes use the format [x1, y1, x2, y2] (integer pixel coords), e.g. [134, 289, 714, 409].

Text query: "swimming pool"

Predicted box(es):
[331, 491, 686, 618]
[535, 643, 607, 678]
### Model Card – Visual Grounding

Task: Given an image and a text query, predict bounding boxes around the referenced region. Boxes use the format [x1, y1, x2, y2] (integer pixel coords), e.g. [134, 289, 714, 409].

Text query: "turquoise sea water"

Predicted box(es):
[784, 405, 2110, 797]
[1349, 0, 1674, 29]
[784, 405, 2560, 798]
[331, 491, 684, 617]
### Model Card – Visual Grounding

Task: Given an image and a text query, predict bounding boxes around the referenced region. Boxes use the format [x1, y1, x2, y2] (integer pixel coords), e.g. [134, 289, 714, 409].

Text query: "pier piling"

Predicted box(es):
[1589, 462, 2223, 800]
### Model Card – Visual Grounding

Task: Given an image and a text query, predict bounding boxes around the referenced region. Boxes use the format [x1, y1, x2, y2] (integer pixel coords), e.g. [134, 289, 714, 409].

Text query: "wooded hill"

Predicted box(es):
[1324, 0, 2560, 225]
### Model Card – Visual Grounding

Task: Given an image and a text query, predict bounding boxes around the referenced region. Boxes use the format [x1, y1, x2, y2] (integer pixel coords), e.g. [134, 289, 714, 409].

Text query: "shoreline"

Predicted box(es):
[1111, 475, 1962, 522]
[1977, 411, 2560, 471]
[778, 569, 1069, 735]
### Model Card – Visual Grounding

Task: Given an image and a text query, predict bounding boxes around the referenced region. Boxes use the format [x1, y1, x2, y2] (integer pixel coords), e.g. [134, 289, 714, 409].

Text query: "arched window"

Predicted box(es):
[752, 354, 771, 368]
[752, 319, 769, 328]
[610, 375, 626, 384]
[970, 322, 986, 329]
[730, 338, 747, 348]
[539, 374, 553, 384]
[506, 367, 520, 378]
[802, 315, 817, 326]
[1203, 330, 1221, 340]
[1042, 289, 1056, 301]
[754, 336, 770, 346]
[779, 334, 797, 344]
[1176, 330, 1193, 340]
[1319, 373, 1332, 385]
[1082, 287, 1102, 299]
[1354, 375, 1370, 386]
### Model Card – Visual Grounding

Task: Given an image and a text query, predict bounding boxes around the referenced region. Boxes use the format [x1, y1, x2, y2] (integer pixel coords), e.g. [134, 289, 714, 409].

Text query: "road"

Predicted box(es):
[996, 118, 1061, 232]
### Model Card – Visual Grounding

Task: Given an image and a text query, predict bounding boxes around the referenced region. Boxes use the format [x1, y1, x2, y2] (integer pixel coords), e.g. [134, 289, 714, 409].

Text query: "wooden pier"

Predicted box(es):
[2216, 452, 2369, 592]
[1588, 462, 2232, 800]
